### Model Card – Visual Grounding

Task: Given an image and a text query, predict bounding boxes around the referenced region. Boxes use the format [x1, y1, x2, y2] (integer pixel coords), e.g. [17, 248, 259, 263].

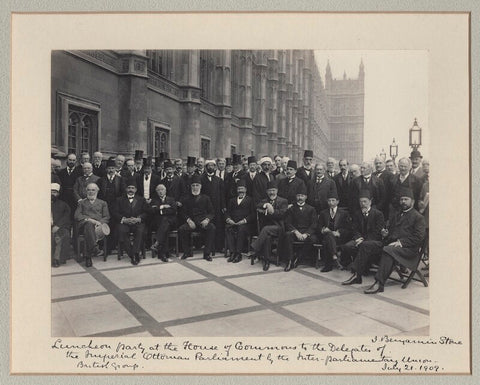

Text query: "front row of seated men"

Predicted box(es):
[51, 171, 425, 294]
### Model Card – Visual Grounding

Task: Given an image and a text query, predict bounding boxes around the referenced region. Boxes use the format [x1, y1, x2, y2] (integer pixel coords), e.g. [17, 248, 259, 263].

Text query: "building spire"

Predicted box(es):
[359, 58, 365, 77]
[325, 60, 332, 89]
[343, 70, 347, 80]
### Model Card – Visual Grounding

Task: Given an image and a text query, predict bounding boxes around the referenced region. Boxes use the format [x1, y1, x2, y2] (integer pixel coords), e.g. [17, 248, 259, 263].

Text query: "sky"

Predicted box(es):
[314, 50, 429, 161]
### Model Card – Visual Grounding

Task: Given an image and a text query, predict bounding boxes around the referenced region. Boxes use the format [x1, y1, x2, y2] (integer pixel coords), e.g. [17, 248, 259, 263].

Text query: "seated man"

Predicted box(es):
[318, 191, 352, 272]
[341, 190, 385, 285]
[225, 179, 255, 263]
[178, 175, 216, 261]
[74, 183, 110, 267]
[51, 183, 71, 267]
[112, 177, 150, 265]
[247, 180, 288, 271]
[284, 184, 318, 272]
[364, 188, 426, 294]
[150, 184, 177, 262]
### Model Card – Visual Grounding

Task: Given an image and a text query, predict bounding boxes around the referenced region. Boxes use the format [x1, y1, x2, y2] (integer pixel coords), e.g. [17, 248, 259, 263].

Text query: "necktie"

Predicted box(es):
[330, 209, 335, 219]
[145, 175, 149, 181]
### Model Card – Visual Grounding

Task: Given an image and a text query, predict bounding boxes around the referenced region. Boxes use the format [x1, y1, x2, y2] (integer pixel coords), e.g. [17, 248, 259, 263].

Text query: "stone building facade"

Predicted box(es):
[51, 50, 364, 164]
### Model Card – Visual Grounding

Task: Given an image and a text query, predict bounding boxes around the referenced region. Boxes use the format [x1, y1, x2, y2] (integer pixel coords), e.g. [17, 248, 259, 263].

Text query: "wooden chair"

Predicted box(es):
[76, 234, 108, 262]
[117, 232, 146, 260]
[151, 230, 179, 259]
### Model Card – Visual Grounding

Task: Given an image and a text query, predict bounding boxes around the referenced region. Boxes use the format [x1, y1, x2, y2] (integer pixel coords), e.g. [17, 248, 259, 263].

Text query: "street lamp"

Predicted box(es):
[380, 148, 386, 161]
[409, 118, 422, 150]
[389, 138, 398, 163]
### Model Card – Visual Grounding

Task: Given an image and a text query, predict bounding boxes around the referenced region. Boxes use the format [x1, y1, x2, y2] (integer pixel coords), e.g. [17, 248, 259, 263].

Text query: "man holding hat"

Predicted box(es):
[307, 163, 338, 214]
[178, 175, 216, 261]
[283, 183, 318, 272]
[278, 160, 307, 205]
[248, 180, 288, 271]
[225, 179, 255, 263]
[112, 177, 150, 265]
[74, 183, 110, 267]
[364, 187, 426, 294]
[296, 150, 315, 184]
[409, 150, 424, 180]
[51, 183, 71, 267]
[252, 156, 275, 204]
[340, 189, 385, 284]
[225, 154, 247, 200]
[318, 190, 352, 272]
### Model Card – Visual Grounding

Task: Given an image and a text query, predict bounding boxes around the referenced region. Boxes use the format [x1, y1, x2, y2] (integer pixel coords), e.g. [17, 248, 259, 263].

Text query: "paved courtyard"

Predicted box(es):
[51, 251, 429, 337]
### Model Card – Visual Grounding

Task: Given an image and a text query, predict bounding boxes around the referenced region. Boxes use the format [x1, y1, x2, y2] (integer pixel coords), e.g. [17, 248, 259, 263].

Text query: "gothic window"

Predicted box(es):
[66, 107, 97, 155]
[154, 127, 170, 157]
[201, 138, 210, 159]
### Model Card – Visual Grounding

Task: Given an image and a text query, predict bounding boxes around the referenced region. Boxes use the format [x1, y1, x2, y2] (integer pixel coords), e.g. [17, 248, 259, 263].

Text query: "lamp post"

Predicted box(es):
[379, 148, 386, 161]
[389, 138, 398, 163]
[409, 118, 422, 150]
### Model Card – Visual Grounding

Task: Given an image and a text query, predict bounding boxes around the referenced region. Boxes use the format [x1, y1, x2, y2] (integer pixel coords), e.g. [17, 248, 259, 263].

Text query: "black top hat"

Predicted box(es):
[398, 187, 414, 199]
[247, 156, 257, 164]
[266, 180, 278, 190]
[134, 150, 144, 160]
[191, 174, 202, 185]
[225, 157, 232, 166]
[232, 154, 242, 165]
[187, 156, 197, 167]
[410, 150, 422, 159]
[159, 152, 169, 161]
[327, 190, 339, 200]
[163, 160, 174, 169]
[359, 189, 371, 200]
[126, 176, 137, 188]
[304, 150, 314, 158]
[106, 159, 116, 168]
[296, 183, 307, 195]
[236, 179, 247, 188]
[287, 160, 298, 169]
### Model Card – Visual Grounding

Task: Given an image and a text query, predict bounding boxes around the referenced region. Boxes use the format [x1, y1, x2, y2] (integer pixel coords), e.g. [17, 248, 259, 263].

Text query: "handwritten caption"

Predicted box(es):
[51, 336, 462, 373]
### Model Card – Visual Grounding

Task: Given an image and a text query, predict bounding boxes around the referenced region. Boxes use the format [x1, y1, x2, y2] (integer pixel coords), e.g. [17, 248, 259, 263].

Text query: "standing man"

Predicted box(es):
[333, 158, 354, 212]
[150, 184, 177, 262]
[112, 178, 150, 265]
[181, 156, 197, 197]
[225, 158, 233, 174]
[278, 160, 307, 205]
[385, 159, 397, 174]
[51, 158, 61, 185]
[272, 155, 284, 177]
[92, 151, 106, 177]
[196, 157, 205, 175]
[225, 179, 255, 263]
[350, 164, 361, 178]
[351, 161, 386, 213]
[115, 154, 126, 176]
[51, 183, 71, 267]
[296, 150, 315, 185]
[340, 190, 385, 282]
[121, 158, 137, 179]
[174, 158, 184, 177]
[80, 152, 90, 167]
[74, 183, 110, 267]
[134, 150, 144, 174]
[248, 180, 288, 271]
[318, 191, 352, 272]
[326, 157, 336, 179]
[73, 162, 100, 202]
[161, 159, 186, 204]
[409, 150, 425, 180]
[136, 157, 161, 202]
[215, 158, 227, 180]
[179, 175, 216, 261]
[58, 153, 83, 216]
[283, 184, 318, 272]
[244, 155, 258, 198]
[307, 163, 338, 214]
[364, 188, 426, 294]
[373, 155, 395, 218]
[252, 156, 275, 204]
[389, 157, 421, 212]
[225, 154, 247, 200]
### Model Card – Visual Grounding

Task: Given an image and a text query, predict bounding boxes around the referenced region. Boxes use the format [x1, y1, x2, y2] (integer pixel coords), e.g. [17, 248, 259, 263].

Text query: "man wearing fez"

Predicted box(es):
[296, 150, 315, 184]
[73, 162, 100, 202]
[112, 178, 150, 266]
[74, 183, 110, 267]
[136, 157, 161, 202]
[333, 158, 354, 211]
[364, 188, 425, 294]
[150, 184, 177, 262]
[202, 159, 226, 252]
[284, 184, 318, 272]
[161, 159, 186, 204]
[307, 163, 338, 214]
[58, 153, 83, 216]
[389, 157, 421, 213]
[252, 156, 275, 204]
[215, 158, 227, 180]
[225, 154, 246, 200]
[340, 189, 385, 284]
[244, 155, 258, 198]
[410, 150, 425, 180]
[134, 150, 144, 173]
[179, 175, 216, 261]
[92, 151, 106, 177]
[318, 190, 352, 272]
[278, 160, 307, 206]
[247, 180, 288, 271]
[351, 161, 386, 213]
[225, 179, 255, 263]
[51, 183, 71, 267]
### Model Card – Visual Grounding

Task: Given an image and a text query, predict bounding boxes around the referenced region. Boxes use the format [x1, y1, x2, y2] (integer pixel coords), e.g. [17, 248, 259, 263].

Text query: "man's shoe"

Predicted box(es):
[225, 250, 231, 259]
[364, 281, 384, 294]
[293, 258, 299, 268]
[60, 259, 66, 265]
[321, 265, 333, 273]
[135, 253, 140, 265]
[159, 255, 168, 262]
[203, 254, 213, 262]
[52, 260, 60, 268]
[233, 255, 242, 263]
[284, 260, 293, 272]
[262, 259, 270, 271]
[181, 252, 192, 260]
[342, 273, 362, 285]
[85, 257, 93, 268]
[130, 256, 136, 265]
[227, 253, 236, 262]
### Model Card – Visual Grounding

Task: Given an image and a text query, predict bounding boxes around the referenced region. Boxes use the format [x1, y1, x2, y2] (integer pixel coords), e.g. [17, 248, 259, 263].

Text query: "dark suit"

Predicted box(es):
[51, 198, 71, 263]
[243, 172, 257, 198]
[351, 175, 386, 212]
[92, 162, 107, 178]
[284, 203, 318, 262]
[150, 195, 177, 258]
[333, 172, 354, 211]
[120, 169, 140, 179]
[98, 175, 126, 249]
[296, 166, 315, 185]
[318, 207, 352, 267]
[389, 173, 421, 211]
[73, 174, 101, 202]
[112, 195, 150, 258]
[178, 194, 216, 256]
[136, 173, 162, 200]
[278, 177, 307, 205]
[375, 208, 426, 285]
[161, 175, 186, 202]
[252, 171, 275, 204]
[342, 207, 385, 274]
[51, 172, 61, 185]
[307, 176, 338, 214]
[58, 166, 83, 216]
[201, 173, 226, 251]
[225, 170, 248, 200]
[225, 195, 255, 254]
[252, 196, 288, 261]
[374, 169, 395, 218]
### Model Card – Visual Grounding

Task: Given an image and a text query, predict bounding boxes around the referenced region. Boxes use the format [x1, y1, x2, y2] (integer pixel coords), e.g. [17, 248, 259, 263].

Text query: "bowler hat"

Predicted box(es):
[410, 150, 422, 159]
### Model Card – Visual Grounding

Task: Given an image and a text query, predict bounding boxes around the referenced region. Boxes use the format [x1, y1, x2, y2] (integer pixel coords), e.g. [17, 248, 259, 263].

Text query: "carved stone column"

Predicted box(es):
[214, 50, 232, 157]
